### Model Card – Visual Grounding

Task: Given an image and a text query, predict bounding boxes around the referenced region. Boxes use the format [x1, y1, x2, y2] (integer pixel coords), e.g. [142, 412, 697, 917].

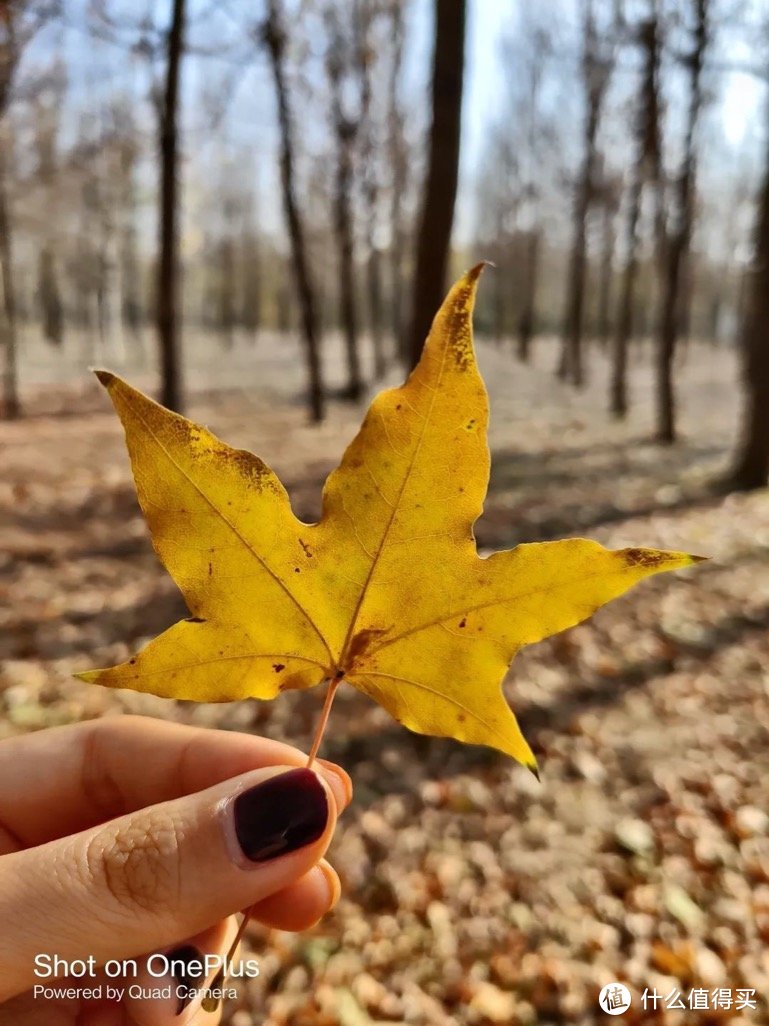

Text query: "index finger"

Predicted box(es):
[0, 715, 352, 849]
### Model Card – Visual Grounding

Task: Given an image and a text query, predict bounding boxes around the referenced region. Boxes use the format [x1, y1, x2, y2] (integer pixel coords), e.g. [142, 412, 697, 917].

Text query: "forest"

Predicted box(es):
[2, 0, 769, 1024]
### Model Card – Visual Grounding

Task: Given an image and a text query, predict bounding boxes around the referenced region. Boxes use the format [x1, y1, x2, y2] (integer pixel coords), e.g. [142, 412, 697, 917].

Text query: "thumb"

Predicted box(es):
[0, 765, 339, 1000]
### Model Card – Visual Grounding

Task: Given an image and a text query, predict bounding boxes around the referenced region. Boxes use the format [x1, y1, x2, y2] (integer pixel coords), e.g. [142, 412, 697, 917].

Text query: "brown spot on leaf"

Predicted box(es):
[458, 713, 466, 722]
[452, 332, 472, 371]
[458, 618, 466, 629]
[346, 626, 388, 667]
[299, 539, 313, 558]
[208, 562, 213, 577]
[273, 663, 285, 672]
[623, 548, 666, 569]
[225, 448, 280, 495]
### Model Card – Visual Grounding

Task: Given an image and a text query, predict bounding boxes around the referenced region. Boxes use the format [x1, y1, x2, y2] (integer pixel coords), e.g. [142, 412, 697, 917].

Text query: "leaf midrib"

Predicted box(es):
[365, 559, 638, 657]
[337, 336, 451, 668]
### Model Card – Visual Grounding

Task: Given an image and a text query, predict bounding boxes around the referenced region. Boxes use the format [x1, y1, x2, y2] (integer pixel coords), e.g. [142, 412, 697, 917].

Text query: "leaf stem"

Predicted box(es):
[198, 675, 342, 1015]
[306, 675, 341, 768]
[200, 909, 253, 1013]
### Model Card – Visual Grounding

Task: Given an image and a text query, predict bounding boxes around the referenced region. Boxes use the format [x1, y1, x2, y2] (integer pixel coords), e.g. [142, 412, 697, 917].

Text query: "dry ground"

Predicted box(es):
[2, 326, 769, 1025]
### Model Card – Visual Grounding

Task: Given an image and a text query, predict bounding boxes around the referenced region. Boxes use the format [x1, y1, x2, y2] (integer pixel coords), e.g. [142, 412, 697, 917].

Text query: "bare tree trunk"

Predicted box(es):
[727, 112, 769, 489]
[559, 129, 594, 386]
[364, 196, 386, 383]
[37, 244, 63, 346]
[34, 94, 64, 347]
[77, 172, 101, 365]
[240, 228, 261, 339]
[387, 0, 406, 357]
[406, 0, 466, 368]
[610, 176, 641, 418]
[559, 3, 611, 388]
[1, 6, 20, 419]
[368, 244, 385, 378]
[115, 115, 143, 346]
[356, 5, 386, 381]
[0, 134, 19, 420]
[654, 0, 706, 444]
[263, 0, 324, 422]
[596, 201, 615, 347]
[95, 130, 122, 363]
[327, 26, 363, 401]
[517, 230, 540, 363]
[217, 235, 236, 347]
[156, 0, 185, 412]
[120, 220, 142, 338]
[609, 11, 662, 420]
[492, 243, 505, 344]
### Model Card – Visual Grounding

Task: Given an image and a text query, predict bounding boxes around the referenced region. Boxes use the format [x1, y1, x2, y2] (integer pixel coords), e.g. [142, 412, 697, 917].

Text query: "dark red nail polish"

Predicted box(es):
[232, 768, 328, 862]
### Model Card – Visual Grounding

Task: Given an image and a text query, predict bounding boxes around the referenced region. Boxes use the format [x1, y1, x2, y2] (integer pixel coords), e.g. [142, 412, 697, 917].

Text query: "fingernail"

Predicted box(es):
[231, 768, 329, 862]
[168, 944, 203, 1015]
[317, 862, 341, 910]
[317, 760, 352, 812]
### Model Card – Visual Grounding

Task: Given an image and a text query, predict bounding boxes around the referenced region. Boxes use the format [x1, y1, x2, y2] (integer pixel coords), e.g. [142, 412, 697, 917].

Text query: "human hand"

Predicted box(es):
[0, 715, 351, 1025]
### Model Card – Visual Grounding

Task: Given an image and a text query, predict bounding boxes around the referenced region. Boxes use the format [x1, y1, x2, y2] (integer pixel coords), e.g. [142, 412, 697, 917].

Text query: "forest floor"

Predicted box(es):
[2, 328, 769, 1025]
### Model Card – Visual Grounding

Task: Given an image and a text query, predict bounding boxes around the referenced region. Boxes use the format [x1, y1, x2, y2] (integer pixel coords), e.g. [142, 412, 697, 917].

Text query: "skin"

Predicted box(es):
[0, 717, 352, 1025]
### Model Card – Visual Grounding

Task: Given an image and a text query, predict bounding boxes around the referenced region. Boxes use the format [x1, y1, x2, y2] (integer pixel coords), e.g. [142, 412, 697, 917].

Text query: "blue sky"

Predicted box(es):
[22, 0, 769, 254]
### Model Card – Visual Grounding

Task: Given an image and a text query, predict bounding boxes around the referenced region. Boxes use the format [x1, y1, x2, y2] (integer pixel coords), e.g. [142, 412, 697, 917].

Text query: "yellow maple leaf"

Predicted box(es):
[78, 266, 702, 771]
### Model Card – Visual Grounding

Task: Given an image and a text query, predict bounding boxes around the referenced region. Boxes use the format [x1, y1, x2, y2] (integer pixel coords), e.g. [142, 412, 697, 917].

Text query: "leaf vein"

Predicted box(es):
[132, 406, 333, 663]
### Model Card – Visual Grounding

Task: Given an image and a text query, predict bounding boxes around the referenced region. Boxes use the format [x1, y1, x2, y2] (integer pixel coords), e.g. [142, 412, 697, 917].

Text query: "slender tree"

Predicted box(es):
[262, 0, 324, 421]
[517, 230, 540, 361]
[515, 24, 548, 364]
[654, 0, 707, 443]
[386, 0, 407, 356]
[239, 224, 261, 340]
[727, 104, 769, 489]
[112, 101, 143, 344]
[356, 1, 386, 380]
[406, 0, 466, 368]
[0, 2, 21, 420]
[558, 0, 614, 387]
[325, 8, 364, 400]
[216, 236, 236, 346]
[156, 0, 186, 412]
[0, 119, 18, 420]
[34, 89, 65, 346]
[610, 11, 662, 418]
[595, 176, 618, 347]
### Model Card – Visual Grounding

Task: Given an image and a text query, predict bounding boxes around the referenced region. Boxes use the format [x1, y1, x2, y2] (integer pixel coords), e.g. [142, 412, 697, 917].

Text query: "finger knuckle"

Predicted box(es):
[86, 810, 183, 915]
